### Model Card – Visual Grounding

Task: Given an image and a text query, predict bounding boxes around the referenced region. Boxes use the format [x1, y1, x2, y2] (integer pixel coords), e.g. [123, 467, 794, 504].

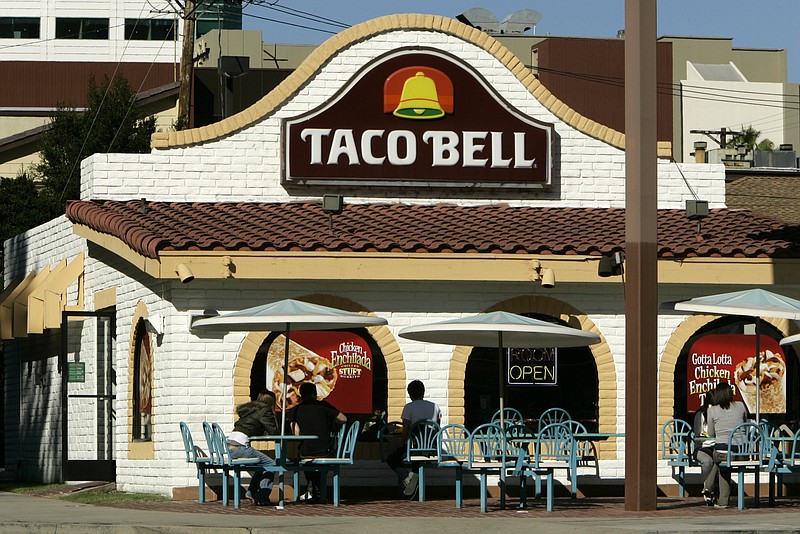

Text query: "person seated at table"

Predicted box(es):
[706, 381, 748, 509]
[228, 389, 279, 506]
[386, 380, 442, 498]
[693, 389, 719, 506]
[289, 382, 347, 504]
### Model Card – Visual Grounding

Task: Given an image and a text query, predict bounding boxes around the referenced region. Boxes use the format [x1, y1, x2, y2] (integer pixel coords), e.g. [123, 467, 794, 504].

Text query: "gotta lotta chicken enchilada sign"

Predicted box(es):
[686, 334, 787, 413]
[266, 330, 373, 414]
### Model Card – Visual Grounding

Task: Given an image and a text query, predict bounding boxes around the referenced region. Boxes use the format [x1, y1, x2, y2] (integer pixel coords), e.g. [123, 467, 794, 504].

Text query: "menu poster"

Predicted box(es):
[686, 334, 787, 413]
[266, 330, 373, 414]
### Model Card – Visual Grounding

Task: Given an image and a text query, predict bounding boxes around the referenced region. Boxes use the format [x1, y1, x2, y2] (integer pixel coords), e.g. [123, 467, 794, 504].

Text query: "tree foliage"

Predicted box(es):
[0, 173, 50, 244]
[33, 74, 156, 215]
[725, 125, 774, 152]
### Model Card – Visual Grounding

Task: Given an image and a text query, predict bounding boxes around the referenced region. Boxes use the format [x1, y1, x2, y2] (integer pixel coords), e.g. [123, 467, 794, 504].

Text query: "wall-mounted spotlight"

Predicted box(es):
[322, 194, 344, 230]
[598, 252, 624, 277]
[144, 314, 164, 336]
[530, 260, 556, 288]
[176, 263, 195, 283]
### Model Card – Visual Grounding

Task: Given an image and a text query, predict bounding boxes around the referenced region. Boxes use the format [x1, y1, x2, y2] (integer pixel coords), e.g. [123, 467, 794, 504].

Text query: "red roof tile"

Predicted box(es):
[65, 200, 800, 260]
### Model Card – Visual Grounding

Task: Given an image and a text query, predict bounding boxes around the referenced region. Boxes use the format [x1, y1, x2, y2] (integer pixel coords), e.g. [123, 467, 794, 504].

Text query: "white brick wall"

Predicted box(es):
[80, 30, 727, 209]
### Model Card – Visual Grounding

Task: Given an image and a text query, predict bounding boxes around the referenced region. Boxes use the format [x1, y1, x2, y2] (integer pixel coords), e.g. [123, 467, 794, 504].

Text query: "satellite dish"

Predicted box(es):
[456, 7, 500, 34]
[500, 9, 544, 35]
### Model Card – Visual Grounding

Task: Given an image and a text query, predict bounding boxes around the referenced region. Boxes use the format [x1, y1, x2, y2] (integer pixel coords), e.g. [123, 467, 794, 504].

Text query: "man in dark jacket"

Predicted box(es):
[228, 390, 279, 505]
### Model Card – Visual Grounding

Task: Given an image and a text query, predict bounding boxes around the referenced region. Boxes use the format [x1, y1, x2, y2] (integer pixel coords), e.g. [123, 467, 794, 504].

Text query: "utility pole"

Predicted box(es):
[176, 0, 198, 129]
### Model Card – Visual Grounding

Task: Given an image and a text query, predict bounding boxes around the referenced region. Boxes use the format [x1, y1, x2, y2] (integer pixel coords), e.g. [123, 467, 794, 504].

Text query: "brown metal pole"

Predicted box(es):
[624, 0, 658, 511]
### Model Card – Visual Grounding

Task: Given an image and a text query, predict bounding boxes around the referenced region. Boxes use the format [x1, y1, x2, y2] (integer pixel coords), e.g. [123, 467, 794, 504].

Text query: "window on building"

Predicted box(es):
[125, 19, 175, 41]
[674, 317, 799, 426]
[132, 319, 153, 441]
[464, 313, 599, 431]
[0, 17, 40, 39]
[55, 18, 109, 40]
[251, 328, 387, 428]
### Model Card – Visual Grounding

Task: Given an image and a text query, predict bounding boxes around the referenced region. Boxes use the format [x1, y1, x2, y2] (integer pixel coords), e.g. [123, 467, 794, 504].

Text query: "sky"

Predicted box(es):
[241, 0, 800, 82]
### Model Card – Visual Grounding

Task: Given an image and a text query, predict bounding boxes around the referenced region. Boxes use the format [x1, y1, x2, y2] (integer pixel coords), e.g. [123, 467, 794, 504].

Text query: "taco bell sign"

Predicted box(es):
[282, 49, 554, 188]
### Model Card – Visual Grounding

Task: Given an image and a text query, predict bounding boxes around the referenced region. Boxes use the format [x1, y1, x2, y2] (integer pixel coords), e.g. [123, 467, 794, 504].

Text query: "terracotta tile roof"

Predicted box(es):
[65, 200, 800, 260]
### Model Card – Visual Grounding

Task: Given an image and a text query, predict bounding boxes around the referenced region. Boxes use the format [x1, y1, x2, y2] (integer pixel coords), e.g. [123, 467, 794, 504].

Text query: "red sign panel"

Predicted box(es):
[283, 49, 553, 188]
[266, 330, 373, 414]
[686, 334, 787, 413]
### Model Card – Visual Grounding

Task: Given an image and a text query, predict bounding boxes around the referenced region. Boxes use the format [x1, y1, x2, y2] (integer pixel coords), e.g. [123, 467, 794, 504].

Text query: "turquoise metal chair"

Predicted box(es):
[491, 407, 524, 427]
[537, 408, 571, 433]
[437, 424, 471, 508]
[718, 421, 764, 510]
[531, 422, 576, 512]
[289, 421, 361, 506]
[405, 419, 441, 502]
[211, 422, 263, 509]
[179, 421, 214, 503]
[660, 418, 694, 497]
[467, 423, 514, 512]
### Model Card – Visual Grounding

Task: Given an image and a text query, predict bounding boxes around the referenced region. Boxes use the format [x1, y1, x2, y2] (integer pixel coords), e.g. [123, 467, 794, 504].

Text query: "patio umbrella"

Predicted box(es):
[780, 333, 800, 346]
[398, 311, 601, 426]
[192, 299, 388, 434]
[663, 288, 800, 421]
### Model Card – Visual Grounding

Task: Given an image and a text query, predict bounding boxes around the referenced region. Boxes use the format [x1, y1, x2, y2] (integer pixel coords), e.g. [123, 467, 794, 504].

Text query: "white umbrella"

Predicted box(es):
[193, 299, 388, 434]
[780, 332, 800, 346]
[398, 311, 601, 425]
[664, 288, 800, 421]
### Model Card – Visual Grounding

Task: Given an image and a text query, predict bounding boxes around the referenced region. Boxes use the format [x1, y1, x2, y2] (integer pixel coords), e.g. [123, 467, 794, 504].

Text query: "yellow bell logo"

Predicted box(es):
[393, 72, 445, 119]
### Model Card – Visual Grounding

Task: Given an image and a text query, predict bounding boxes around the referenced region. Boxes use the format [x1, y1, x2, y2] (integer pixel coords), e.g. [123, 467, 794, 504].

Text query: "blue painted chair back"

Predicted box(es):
[660, 418, 694, 462]
[491, 408, 524, 426]
[180, 421, 197, 463]
[438, 424, 471, 463]
[406, 419, 441, 459]
[537, 408, 571, 433]
[203, 421, 223, 464]
[337, 421, 361, 462]
[468, 423, 506, 466]
[536, 423, 575, 466]
[721, 422, 763, 466]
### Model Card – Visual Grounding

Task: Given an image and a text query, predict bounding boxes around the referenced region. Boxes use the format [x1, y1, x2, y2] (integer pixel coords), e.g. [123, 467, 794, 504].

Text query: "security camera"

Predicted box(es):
[176, 263, 195, 283]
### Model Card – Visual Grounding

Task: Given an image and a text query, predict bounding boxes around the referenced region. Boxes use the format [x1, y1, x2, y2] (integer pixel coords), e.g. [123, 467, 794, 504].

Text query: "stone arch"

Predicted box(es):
[233, 295, 406, 420]
[657, 314, 793, 430]
[447, 295, 618, 458]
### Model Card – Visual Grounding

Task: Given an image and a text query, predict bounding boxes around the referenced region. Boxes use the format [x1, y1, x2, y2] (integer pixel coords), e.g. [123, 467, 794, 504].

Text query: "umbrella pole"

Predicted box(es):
[281, 324, 291, 443]
[755, 319, 761, 422]
[498, 332, 505, 429]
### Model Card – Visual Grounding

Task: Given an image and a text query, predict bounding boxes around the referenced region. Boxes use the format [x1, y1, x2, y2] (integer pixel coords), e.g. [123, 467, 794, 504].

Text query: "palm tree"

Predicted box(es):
[726, 125, 774, 152]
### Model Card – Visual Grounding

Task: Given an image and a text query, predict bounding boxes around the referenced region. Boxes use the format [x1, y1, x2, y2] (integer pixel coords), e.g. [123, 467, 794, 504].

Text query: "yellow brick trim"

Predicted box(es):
[127, 301, 154, 459]
[657, 314, 792, 431]
[232, 295, 405, 420]
[152, 14, 637, 151]
[447, 295, 618, 460]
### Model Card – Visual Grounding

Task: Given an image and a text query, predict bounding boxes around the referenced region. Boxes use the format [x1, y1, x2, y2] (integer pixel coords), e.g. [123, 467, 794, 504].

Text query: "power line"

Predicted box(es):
[245, 0, 349, 29]
[241, 11, 338, 35]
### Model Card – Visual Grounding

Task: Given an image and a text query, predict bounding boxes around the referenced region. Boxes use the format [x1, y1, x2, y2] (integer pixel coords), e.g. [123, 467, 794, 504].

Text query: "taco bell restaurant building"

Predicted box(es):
[3, 14, 800, 497]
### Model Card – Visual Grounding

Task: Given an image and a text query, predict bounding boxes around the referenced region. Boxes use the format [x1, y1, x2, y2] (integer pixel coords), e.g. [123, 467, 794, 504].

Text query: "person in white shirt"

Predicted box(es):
[385, 380, 441, 497]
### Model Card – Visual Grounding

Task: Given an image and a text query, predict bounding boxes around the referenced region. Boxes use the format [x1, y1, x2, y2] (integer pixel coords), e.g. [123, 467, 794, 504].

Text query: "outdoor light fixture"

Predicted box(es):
[176, 263, 195, 284]
[598, 252, 624, 277]
[685, 199, 709, 220]
[322, 195, 344, 215]
[530, 260, 556, 288]
[322, 194, 344, 230]
[144, 314, 164, 336]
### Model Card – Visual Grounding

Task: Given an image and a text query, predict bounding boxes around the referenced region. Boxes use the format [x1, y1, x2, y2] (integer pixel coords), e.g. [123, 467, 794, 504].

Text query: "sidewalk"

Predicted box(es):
[2, 490, 800, 534]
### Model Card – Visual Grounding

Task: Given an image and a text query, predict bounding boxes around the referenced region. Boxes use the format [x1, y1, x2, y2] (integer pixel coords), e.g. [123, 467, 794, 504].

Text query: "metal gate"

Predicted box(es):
[60, 310, 116, 481]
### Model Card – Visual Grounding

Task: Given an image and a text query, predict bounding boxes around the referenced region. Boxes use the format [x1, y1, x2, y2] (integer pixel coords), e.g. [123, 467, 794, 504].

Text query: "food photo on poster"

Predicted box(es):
[686, 333, 786, 414]
[265, 330, 374, 414]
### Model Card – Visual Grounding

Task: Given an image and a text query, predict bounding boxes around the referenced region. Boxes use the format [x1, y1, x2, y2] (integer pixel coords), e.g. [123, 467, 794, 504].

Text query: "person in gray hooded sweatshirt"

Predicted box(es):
[228, 390, 279, 505]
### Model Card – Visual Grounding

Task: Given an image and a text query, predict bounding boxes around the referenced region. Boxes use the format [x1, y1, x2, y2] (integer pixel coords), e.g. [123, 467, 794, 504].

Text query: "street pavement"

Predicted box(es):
[2, 490, 800, 533]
